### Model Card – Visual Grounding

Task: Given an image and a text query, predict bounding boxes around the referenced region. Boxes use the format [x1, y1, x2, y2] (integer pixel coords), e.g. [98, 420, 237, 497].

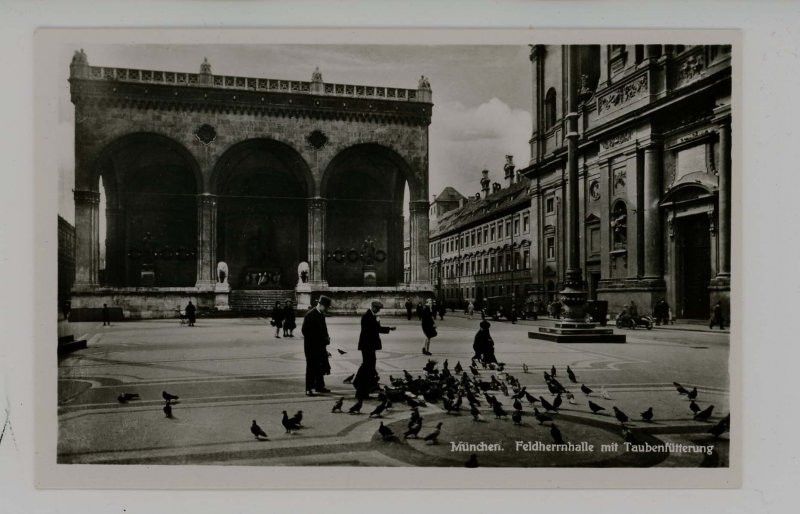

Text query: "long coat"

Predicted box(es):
[358, 309, 391, 352]
[421, 306, 437, 338]
[301, 308, 330, 375]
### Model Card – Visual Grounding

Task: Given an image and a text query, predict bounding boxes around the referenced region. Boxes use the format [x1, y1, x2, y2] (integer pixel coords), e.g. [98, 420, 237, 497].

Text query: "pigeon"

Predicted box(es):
[566, 366, 577, 383]
[423, 422, 443, 444]
[613, 406, 629, 424]
[543, 371, 551, 382]
[117, 393, 140, 403]
[251, 420, 268, 440]
[588, 401, 605, 414]
[524, 391, 538, 405]
[348, 399, 363, 414]
[282, 411, 300, 433]
[552, 394, 562, 411]
[332, 397, 344, 413]
[566, 392, 577, 405]
[581, 384, 593, 396]
[694, 405, 714, 421]
[550, 424, 565, 444]
[403, 370, 414, 382]
[404, 420, 422, 439]
[470, 403, 481, 421]
[551, 365, 557, 377]
[534, 407, 553, 425]
[709, 419, 728, 438]
[674, 382, 689, 395]
[163, 402, 173, 418]
[343, 373, 355, 384]
[465, 454, 479, 468]
[512, 409, 523, 425]
[289, 410, 303, 427]
[640, 407, 654, 422]
[442, 359, 449, 371]
[547, 382, 561, 396]
[522, 363, 529, 374]
[513, 398, 523, 411]
[162, 391, 179, 402]
[378, 422, 394, 441]
[600, 386, 612, 400]
[337, 348, 347, 355]
[687, 387, 698, 400]
[369, 401, 388, 418]
[622, 427, 636, 443]
[443, 397, 458, 414]
[689, 400, 701, 415]
[454, 361, 463, 374]
[492, 401, 508, 419]
[539, 396, 556, 413]
[408, 407, 422, 426]
[469, 365, 480, 376]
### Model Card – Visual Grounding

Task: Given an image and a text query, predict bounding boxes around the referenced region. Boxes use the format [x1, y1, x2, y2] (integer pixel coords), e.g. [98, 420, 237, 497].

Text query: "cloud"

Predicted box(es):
[429, 98, 531, 200]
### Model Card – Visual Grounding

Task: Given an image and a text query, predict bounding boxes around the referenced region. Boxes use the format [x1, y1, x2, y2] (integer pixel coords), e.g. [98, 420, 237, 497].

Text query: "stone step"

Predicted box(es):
[538, 327, 614, 335]
[553, 322, 598, 329]
[528, 329, 626, 344]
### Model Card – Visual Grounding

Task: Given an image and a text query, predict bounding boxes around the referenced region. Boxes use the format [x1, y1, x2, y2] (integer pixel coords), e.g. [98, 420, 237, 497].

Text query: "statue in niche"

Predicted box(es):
[297, 262, 310, 285]
[217, 261, 228, 284]
[611, 204, 628, 247]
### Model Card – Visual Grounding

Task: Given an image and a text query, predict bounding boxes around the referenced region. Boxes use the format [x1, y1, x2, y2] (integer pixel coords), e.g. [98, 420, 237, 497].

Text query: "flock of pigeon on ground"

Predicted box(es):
[117, 355, 730, 467]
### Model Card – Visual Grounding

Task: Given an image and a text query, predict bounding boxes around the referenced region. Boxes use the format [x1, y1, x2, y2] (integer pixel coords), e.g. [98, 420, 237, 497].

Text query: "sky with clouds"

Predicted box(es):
[55, 44, 532, 222]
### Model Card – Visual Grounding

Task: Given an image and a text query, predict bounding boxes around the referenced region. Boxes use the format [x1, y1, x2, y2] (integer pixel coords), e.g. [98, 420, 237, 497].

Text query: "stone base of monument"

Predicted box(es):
[362, 265, 377, 287]
[529, 321, 626, 343]
[214, 288, 230, 311]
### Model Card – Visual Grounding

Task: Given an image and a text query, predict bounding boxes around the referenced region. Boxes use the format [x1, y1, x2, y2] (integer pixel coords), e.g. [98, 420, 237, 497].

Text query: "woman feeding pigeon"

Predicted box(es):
[472, 320, 497, 365]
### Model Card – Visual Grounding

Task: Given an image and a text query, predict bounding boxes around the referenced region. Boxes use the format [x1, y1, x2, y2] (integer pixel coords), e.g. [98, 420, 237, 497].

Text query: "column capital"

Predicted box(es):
[74, 189, 100, 205]
[307, 197, 327, 210]
[197, 193, 217, 207]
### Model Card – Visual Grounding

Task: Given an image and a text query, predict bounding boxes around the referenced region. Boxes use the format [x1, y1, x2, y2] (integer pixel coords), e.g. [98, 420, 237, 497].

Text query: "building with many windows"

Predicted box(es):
[521, 44, 732, 319]
[429, 156, 533, 309]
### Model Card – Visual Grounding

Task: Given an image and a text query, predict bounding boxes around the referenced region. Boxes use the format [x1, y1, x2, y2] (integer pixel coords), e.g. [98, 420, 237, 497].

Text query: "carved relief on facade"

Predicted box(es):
[600, 130, 634, 151]
[597, 73, 648, 114]
[676, 54, 705, 87]
[589, 180, 601, 201]
[613, 167, 627, 194]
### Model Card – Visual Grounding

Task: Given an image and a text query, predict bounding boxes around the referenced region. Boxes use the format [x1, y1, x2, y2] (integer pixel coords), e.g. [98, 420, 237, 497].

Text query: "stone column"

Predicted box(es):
[717, 121, 731, 279]
[307, 197, 327, 285]
[73, 190, 100, 288]
[409, 199, 430, 285]
[104, 205, 124, 286]
[643, 142, 663, 279]
[195, 194, 217, 290]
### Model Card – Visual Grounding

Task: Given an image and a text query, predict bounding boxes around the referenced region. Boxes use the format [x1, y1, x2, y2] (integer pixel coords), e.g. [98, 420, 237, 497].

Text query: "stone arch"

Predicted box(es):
[660, 182, 714, 206]
[211, 138, 313, 289]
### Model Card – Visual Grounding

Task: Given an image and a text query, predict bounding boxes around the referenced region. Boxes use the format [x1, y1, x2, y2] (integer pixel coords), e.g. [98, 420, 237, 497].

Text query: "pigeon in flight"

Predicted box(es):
[117, 393, 140, 403]
[689, 400, 701, 415]
[378, 422, 394, 441]
[332, 397, 344, 413]
[613, 406, 629, 424]
[423, 422, 443, 444]
[640, 407, 654, 422]
[465, 454, 479, 468]
[162, 391, 179, 402]
[404, 420, 422, 439]
[369, 401, 388, 418]
[566, 366, 577, 383]
[343, 373, 355, 384]
[534, 407, 553, 425]
[282, 411, 300, 433]
[348, 399, 363, 414]
[588, 401, 605, 414]
[694, 405, 714, 421]
[581, 384, 593, 396]
[522, 363, 529, 374]
[337, 349, 347, 355]
[512, 409, 523, 425]
[163, 402, 173, 418]
[251, 420, 268, 440]
[550, 424, 565, 444]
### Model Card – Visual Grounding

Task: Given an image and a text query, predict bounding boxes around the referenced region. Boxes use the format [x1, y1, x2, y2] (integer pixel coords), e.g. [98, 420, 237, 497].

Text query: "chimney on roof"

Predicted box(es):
[504, 155, 515, 188]
[492, 182, 502, 194]
[480, 169, 491, 198]
[459, 198, 466, 208]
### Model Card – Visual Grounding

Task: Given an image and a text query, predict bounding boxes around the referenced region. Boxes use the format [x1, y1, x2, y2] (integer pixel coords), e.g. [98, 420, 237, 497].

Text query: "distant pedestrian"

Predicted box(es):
[654, 298, 669, 326]
[416, 302, 423, 320]
[405, 298, 413, 320]
[421, 299, 437, 356]
[710, 301, 725, 330]
[102, 303, 110, 326]
[438, 302, 446, 320]
[271, 301, 285, 338]
[283, 301, 296, 337]
[301, 295, 332, 396]
[185, 300, 196, 327]
[467, 300, 475, 319]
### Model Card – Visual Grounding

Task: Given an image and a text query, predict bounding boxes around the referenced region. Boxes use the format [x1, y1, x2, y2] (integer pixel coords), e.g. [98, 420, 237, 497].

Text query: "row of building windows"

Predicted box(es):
[440, 284, 524, 301]
[432, 249, 531, 279]
[430, 212, 530, 258]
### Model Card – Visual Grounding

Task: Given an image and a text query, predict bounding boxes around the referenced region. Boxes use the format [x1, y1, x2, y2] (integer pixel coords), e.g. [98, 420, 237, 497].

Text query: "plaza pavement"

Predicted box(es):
[57, 314, 730, 467]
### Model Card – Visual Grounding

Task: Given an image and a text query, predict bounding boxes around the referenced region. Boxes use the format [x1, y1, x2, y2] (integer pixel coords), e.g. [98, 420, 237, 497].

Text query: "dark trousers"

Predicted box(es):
[355, 349, 377, 398]
[406, 309, 412, 320]
[710, 317, 725, 329]
[305, 366, 326, 391]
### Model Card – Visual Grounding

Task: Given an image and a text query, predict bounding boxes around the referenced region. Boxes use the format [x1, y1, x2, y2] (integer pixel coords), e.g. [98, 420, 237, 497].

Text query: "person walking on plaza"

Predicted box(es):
[405, 298, 413, 321]
[710, 301, 725, 330]
[467, 300, 475, 320]
[271, 301, 285, 338]
[354, 300, 396, 400]
[421, 299, 437, 356]
[438, 301, 446, 320]
[472, 320, 497, 365]
[282, 301, 296, 337]
[654, 298, 670, 326]
[102, 303, 110, 326]
[416, 302, 423, 321]
[301, 295, 332, 396]
[185, 300, 196, 327]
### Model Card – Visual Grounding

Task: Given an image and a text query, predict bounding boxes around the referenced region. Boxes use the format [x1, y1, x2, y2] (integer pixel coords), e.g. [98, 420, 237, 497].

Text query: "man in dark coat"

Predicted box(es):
[301, 295, 332, 396]
[710, 301, 725, 330]
[185, 300, 196, 327]
[405, 298, 413, 321]
[354, 300, 396, 399]
[102, 303, 110, 326]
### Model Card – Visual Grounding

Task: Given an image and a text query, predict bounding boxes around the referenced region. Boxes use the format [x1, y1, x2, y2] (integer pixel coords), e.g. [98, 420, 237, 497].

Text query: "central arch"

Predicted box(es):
[322, 144, 414, 287]
[213, 139, 312, 289]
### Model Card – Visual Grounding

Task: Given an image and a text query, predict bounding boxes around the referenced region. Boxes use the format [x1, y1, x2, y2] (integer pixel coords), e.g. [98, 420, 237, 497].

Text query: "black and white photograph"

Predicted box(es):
[46, 34, 736, 479]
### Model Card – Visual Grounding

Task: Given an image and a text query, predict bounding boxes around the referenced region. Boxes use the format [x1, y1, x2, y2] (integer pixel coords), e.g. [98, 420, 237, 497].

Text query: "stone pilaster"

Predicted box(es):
[717, 120, 731, 280]
[409, 199, 430, 285]
[73, 190, 100, 288]
[643, 142, 664, 280]
[104, 205, 125, 286]
[195, 194, 217, 290]
[307, 197, 327, 285]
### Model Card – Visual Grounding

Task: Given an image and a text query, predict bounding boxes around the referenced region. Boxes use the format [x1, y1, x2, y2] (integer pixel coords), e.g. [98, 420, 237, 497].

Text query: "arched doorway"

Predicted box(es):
[94, 134, 200, 287]
[214, 139, 311, 289]
[322, 144, 413, 287]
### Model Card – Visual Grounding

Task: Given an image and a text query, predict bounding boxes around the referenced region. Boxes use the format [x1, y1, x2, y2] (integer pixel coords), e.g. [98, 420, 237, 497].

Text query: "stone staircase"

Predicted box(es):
[229, 289, 296, 313]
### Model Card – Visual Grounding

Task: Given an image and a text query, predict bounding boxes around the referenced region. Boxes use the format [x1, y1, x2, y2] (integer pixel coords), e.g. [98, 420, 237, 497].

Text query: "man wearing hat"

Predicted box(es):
[354, 300, 396, 400]
[301, 295, 333, 396]
[472, 320, 497, 365]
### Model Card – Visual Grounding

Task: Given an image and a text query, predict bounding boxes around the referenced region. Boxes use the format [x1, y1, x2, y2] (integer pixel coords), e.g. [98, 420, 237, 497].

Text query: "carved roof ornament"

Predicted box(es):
[200, 57, 212, 75]
[71, 48, 88, 66]
[418, 75, 431, 90]
[311, 66, 323, 83]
